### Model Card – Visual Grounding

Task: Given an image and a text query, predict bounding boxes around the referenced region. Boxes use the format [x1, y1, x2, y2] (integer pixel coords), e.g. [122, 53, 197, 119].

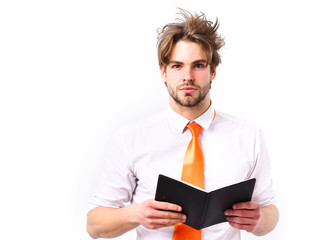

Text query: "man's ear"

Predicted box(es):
[160, 65, 167, 82]
[210, 66, 217, 81]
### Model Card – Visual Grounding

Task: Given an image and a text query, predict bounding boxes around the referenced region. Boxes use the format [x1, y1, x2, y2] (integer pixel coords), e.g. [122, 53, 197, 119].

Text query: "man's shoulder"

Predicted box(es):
[117, 106, 168, 135]
[215, 110, 261, 133]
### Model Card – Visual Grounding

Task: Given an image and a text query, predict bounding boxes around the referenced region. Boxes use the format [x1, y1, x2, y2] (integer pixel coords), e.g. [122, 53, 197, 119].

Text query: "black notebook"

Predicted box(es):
[155, 175, 256, 230]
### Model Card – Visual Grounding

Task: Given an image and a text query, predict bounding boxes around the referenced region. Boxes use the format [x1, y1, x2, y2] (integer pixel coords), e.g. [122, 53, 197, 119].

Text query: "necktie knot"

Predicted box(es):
[186, 123, 202, 137]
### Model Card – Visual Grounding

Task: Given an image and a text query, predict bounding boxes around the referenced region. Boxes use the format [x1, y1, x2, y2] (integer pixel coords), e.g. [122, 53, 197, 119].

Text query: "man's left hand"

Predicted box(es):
[224, 201, 261, 232]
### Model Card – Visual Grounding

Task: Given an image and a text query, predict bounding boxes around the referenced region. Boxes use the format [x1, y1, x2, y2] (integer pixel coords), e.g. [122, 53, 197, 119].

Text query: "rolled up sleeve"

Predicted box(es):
[87, 129, 136, 213]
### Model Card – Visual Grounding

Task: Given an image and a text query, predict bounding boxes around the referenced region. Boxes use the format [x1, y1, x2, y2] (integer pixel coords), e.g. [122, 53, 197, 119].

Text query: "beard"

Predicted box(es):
[166, 82, 211, 107]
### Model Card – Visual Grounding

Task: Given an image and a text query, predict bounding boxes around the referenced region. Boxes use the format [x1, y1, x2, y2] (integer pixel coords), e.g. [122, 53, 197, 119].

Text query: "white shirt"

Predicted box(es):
[88, 105, 276, 240]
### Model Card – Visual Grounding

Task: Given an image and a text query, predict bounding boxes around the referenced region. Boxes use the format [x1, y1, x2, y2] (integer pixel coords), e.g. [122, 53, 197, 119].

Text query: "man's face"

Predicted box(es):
[161, 40, 216, 109]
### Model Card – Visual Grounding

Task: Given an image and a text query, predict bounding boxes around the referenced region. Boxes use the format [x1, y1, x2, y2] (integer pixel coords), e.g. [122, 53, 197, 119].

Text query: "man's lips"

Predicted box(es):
[179, 86, 197, 94]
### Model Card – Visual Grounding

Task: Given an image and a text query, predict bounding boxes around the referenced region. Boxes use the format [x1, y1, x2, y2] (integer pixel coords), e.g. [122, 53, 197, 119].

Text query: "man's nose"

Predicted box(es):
[183, 67, 193, 82]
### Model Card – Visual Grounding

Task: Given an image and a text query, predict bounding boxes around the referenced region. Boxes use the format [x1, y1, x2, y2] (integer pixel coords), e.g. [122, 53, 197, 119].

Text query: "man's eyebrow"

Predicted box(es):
[168, 60, 184, 65]
[192, 59, 208, 64]
[168, 59, 208, 65]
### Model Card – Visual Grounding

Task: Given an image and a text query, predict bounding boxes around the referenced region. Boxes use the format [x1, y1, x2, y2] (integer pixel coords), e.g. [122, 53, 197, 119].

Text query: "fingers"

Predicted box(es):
[227, 221, 256, 232]
[232, 201, 260, 211]
[136, 199, 186, 230]
[225, 208, 260, 219]
[225, 201, 260, 218]
[224, 201, 261, 232]
[150, 199, 182, 212]
[142, 211, 186, 230]
[148, 199, 186, 223]
[144, 205, 186, 222]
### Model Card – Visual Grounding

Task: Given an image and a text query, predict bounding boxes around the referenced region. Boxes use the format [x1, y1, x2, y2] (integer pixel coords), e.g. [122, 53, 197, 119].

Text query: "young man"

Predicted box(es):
[86, 9, 279, 240]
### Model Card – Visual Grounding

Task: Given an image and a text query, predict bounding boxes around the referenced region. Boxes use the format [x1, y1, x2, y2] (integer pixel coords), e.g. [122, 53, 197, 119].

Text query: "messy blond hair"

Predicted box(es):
[157, 9, 225, 71]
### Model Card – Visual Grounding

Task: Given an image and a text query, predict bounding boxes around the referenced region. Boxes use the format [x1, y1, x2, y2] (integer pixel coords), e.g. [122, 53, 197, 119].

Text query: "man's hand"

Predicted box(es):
[224, 201, 261, 233]
[87, 199, 186, 238]
[133, 199, 186, 230]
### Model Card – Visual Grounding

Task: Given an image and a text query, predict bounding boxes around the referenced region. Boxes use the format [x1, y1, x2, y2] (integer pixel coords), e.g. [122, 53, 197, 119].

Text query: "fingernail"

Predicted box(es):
[225, 210, 229, 215]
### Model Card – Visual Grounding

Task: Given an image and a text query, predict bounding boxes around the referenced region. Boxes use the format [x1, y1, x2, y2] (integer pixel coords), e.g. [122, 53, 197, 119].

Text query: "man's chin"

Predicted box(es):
[176, 97, 200, 108]
[169, 92, 204, 107]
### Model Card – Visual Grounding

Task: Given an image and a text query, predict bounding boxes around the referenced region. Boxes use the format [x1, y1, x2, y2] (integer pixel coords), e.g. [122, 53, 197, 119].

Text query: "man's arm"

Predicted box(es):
[252, 204, 279, 236]
[86, 199, 186, 239]
[224, 202, 279, 236]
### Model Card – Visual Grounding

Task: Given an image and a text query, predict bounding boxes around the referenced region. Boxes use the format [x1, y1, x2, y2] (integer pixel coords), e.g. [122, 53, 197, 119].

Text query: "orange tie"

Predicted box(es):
[172, 123, 204, 240]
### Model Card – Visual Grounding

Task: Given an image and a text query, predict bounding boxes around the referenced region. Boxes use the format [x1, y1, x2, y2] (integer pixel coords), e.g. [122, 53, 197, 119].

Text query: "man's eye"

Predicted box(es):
[194, 63, 204, 68]
[172, 65, 181, 69]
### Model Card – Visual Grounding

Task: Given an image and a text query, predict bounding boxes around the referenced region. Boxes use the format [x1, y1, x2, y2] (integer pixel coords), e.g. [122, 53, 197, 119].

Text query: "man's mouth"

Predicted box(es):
[180, 86, 197, 94]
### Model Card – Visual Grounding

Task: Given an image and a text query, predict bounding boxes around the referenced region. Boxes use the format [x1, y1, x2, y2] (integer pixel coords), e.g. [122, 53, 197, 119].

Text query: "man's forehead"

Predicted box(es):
[167, 41, 209, 63]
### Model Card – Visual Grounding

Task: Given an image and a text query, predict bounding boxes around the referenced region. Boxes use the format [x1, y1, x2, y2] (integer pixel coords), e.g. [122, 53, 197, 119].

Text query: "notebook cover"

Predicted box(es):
[155, 175, 256, 230]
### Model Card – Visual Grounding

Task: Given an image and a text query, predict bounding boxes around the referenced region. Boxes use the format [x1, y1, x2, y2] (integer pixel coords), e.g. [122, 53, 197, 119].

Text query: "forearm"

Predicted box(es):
[86, 199, 185, 239]
[252, 204, 279, 236]
[87, 205, 139, 239]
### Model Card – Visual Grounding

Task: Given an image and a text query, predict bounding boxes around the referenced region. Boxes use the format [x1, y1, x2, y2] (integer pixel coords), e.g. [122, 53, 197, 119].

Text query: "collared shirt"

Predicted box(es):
[88, 105, 276, 240]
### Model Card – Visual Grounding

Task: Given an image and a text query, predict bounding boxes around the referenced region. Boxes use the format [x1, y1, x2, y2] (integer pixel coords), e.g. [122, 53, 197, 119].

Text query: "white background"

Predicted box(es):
[1, 0, 312, 239]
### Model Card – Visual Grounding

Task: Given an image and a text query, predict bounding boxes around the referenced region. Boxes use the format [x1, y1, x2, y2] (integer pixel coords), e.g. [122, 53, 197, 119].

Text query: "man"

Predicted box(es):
[86, 9, 279, 239]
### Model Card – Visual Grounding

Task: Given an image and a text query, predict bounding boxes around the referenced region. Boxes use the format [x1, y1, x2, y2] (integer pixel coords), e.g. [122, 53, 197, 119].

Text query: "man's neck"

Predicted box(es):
[169, 99, 212, 121]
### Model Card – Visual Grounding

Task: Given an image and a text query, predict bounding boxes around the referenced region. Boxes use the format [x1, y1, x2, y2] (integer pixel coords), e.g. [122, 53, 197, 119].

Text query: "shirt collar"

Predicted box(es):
[167, 104, 216, 134]
[193, 105, 216, 131]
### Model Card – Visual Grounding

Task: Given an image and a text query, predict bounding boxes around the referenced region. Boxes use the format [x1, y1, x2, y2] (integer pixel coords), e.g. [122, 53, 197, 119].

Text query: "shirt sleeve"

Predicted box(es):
[249, 128, 276, 207]
[87, 129, 137, 213]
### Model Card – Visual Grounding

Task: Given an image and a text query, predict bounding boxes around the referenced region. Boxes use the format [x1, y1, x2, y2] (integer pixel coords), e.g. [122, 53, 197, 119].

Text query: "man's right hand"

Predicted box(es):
[132, 199, 186, 230]
[87, 199, 186, 239]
